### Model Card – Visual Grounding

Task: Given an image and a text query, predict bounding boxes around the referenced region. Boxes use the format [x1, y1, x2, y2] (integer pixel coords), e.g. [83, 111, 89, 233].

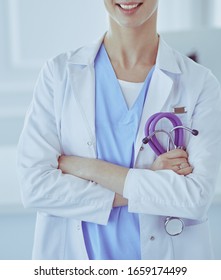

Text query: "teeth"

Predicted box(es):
[119, 4, 139, 10]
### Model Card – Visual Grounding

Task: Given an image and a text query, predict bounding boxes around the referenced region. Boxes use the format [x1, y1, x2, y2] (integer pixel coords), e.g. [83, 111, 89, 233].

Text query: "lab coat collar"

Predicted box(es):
[67, 36, 104, 66]
[156, 36, 182, 74]
[68, 34, 182, 75]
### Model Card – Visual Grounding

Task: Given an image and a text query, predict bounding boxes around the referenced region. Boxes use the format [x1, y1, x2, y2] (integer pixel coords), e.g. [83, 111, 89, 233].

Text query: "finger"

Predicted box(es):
[177, 166, 193, 176]
[164, 149, 188, 159]
[153, 157, 188, 171]
[180, 162, 190, 169]
[170, 158, 188, 167]
[172, 162, 189, 172]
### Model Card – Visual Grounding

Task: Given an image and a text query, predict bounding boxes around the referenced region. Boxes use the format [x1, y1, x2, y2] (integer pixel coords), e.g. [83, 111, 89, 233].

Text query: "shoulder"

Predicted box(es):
[176, 49, 220, 90]
[162, 39, 220, 90]
[157, 37, 213, 83]
[173, 47, 208, 76]
[44, 37, 103, 80]
[169, 45, 221, 117]
[45, 47, 85, 80]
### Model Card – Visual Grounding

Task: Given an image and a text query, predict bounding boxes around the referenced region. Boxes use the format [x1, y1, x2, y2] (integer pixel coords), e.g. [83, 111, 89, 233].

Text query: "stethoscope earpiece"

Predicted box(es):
[142, 137, 149, 145]
[192, 129, 199, 136]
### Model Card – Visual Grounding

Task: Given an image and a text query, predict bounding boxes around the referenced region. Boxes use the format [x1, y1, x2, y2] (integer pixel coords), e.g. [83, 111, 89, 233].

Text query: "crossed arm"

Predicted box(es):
[58, 149, 193, 207]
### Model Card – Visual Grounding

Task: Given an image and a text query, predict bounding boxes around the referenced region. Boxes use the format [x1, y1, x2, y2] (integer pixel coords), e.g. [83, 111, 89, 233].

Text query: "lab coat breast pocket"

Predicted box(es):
[171, 219, 213, 260]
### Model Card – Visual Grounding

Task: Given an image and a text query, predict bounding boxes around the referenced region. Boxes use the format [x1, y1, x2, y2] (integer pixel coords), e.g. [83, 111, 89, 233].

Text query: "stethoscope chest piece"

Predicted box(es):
[165, 217, 185, 236]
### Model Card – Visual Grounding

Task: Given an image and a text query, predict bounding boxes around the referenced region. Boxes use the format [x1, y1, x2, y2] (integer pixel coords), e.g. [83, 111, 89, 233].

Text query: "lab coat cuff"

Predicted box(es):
[96, 190, 115, 225]
[123, 168, 138, 200]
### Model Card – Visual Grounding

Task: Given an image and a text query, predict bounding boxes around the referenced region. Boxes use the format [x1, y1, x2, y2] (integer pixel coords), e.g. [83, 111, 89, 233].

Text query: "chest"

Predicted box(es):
[57, 66, 195, 167]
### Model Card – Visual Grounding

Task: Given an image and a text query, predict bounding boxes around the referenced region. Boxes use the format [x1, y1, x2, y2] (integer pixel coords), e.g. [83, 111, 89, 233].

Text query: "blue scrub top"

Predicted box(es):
[82, 45, 155, 260]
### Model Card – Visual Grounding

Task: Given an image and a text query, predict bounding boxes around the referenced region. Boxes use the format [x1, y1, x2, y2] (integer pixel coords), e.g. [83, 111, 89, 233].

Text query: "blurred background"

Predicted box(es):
[0, 0, 221, 259]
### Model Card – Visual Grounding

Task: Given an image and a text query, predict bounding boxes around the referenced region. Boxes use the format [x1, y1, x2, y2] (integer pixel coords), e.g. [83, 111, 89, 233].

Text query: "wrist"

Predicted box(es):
[113, 193, 128, 207]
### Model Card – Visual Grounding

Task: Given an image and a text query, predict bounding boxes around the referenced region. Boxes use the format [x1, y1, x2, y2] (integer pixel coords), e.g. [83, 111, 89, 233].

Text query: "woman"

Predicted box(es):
[17, 0, 221, 260]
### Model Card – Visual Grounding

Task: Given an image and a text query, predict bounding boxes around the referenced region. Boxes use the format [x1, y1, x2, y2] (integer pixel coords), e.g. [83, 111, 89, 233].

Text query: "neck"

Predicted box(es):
[104, 11, 159, 69]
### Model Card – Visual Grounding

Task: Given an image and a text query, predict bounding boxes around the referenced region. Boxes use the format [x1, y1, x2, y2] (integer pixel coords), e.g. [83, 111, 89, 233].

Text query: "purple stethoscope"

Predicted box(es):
[142, 112, 199, 236]
[142, 112, 199, 156]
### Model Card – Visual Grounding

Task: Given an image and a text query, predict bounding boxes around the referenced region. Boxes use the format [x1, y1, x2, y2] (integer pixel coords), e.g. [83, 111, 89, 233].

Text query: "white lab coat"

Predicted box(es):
[17, 36, 221, 260]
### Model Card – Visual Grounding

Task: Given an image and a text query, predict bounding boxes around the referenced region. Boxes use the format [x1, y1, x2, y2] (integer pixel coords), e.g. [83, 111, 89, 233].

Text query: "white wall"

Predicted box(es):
[212, 0, 221, 27]
[158, 0, 215, 31]
[0, 0, 108, 122]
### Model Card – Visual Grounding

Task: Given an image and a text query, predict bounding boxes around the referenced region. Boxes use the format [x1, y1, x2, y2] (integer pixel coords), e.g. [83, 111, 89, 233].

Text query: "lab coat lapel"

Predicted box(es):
[134, 69, 174, 158]
[69, 65, 96, 141]
[67, 37, 104, 144]
[134, 37, 182, 159]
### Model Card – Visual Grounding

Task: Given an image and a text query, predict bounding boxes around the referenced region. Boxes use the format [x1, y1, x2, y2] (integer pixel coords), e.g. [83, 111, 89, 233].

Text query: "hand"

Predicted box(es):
[150, 149, 193, 176]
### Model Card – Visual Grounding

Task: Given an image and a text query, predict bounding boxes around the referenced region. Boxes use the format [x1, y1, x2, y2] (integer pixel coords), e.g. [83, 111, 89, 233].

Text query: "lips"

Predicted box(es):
[119, 3, 140, 9]
[116, 2, 143, 13]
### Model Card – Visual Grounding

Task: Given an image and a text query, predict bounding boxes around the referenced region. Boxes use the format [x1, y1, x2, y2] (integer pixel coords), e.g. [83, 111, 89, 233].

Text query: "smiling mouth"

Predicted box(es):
[116, 2, 143, 12]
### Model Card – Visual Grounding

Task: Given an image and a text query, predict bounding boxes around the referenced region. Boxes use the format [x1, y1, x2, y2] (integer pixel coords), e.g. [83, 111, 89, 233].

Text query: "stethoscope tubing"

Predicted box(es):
[144, 112, 185, 155]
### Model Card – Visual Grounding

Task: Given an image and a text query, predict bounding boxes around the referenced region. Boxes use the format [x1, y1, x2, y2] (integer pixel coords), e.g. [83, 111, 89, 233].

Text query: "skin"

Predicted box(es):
[103, 0, 159, 82]
[58, 0, 193, 207]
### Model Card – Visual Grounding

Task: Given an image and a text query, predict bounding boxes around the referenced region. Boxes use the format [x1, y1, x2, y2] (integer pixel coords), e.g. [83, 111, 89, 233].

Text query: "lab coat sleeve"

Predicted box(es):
[123, 70, 221, 220]
[17, 61, 114, 225]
